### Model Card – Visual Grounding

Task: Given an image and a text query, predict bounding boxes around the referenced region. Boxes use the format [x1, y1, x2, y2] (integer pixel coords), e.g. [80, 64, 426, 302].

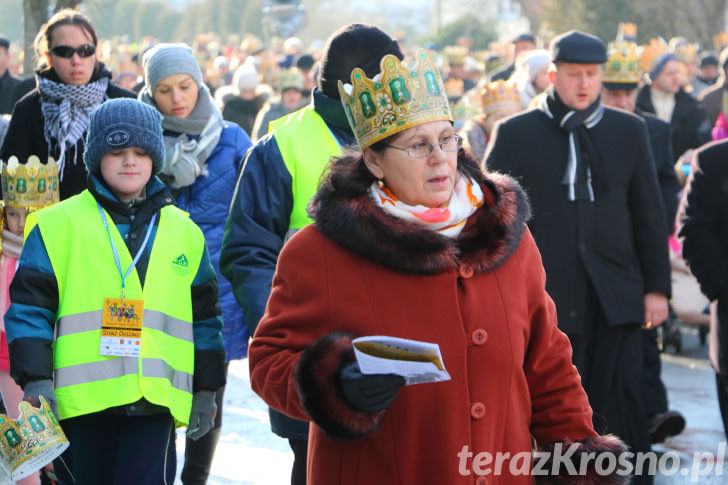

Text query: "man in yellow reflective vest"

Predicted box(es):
[5, 99, 226, 485]
[221, 24, 403, 485]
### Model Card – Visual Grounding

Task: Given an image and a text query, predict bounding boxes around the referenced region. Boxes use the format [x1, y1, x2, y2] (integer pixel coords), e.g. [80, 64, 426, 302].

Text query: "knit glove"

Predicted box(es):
[187, 390, 217, 441]
[23, 379, 59, 419]
[338, 362, 406, 413]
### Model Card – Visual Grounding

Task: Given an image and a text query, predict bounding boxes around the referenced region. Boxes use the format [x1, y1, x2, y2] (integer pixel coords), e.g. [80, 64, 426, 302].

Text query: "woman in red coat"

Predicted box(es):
[248, 50, 627, 485]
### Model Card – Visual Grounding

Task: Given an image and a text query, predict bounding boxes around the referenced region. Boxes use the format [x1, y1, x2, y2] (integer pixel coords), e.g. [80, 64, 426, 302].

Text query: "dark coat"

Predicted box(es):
[221, 96, 265, 135]
[0, 65, 134, 200]
[636, 84, 711, 161]
[636, 108, 681, 228]
[488, 62, 515, 82]
[697, 80, 724, 127]
[484, 106, 672, 334]
[678, 139, 728, 373]
[0, 69, 21, 114]
[249, 163, 627, 484]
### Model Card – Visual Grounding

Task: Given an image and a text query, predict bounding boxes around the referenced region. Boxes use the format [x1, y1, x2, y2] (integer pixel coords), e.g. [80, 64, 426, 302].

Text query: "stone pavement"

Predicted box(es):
[653, 325, 726, 484]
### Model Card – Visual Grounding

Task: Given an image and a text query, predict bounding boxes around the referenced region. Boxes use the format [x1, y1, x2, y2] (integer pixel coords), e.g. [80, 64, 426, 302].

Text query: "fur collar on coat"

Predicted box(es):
[309, 167, 531, 275]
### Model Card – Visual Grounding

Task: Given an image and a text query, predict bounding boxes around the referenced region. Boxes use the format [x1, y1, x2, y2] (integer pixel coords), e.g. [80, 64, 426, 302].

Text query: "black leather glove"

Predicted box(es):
[338, 362, 406, 413]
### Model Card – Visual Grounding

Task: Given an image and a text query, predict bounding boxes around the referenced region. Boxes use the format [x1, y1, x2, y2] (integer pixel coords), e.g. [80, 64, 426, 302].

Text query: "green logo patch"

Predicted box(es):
[172, 254, 190, 274]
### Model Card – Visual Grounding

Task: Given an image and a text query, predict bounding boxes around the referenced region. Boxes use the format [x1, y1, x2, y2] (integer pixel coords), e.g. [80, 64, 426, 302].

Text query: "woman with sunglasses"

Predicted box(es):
[246, 50, 627, 484]
[138, 43, 252, 485]
[1, 9, 134, 200]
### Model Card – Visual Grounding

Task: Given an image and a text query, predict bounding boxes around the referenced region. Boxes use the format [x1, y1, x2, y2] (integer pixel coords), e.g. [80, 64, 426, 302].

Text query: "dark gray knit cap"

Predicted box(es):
[84, 99, 165, 175]
[142, 43, 203, 94]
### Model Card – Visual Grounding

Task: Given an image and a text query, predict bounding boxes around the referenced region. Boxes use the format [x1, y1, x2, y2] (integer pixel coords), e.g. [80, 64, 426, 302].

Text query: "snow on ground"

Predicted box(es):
[174, 360, 293, 485]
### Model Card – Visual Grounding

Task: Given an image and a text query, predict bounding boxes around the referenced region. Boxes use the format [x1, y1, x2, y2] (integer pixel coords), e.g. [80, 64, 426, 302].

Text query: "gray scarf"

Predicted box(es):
[38, 75, 109, 180]
[139, 84, 223, 188]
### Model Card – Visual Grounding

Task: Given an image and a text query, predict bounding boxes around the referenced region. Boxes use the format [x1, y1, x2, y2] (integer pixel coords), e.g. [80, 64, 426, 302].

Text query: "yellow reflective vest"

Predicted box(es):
[270, 105, 342, 229]
[30, 190, 205, 426]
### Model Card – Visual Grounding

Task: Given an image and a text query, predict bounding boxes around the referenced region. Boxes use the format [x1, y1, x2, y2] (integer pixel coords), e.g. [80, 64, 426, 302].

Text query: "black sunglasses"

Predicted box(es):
[50, 44, 96, 59]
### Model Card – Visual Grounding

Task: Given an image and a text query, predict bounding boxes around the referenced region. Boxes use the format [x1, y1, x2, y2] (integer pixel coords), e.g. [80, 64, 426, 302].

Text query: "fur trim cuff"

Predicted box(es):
[294, 333, 386, 440]
[535, 435, 630, 484]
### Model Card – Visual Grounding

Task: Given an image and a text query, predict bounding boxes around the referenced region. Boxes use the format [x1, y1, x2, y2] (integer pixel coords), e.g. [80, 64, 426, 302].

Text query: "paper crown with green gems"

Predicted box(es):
[338, 49, 453, 151]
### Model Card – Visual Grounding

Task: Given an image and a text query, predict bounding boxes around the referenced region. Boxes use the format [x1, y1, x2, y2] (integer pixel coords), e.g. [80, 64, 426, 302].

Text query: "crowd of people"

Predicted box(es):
[0, 7, 725, 485]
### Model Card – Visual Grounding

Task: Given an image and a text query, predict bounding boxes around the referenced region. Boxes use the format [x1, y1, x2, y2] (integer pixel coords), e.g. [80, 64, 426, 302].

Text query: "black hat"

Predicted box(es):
[512, 32, 536, 44]
[318, 23, 403, 100]
[699, 52, 718, 68]
[0, 36, 9, 50]
[550, 30, 607, 64]
[296, 53, 315, 71]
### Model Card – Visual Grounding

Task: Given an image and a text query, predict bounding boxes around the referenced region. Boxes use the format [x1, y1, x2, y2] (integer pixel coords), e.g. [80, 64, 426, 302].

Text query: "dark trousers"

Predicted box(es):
[641, 327, 669, 416]
[181, 385, 225, 484]
[716, 372, 728, 437]
[55, 412, 176, 485]
[567, 287, 653, 484]
[289, 438, 308, 485]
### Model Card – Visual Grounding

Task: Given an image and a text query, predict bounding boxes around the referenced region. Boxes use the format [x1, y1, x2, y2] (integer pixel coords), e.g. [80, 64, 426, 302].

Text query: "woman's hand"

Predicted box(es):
[338, 362, 405, 413]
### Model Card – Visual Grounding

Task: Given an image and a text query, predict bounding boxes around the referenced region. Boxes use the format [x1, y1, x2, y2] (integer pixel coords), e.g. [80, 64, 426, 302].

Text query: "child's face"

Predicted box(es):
[4, 206, 29, 236]
[100, 147, 153, 201]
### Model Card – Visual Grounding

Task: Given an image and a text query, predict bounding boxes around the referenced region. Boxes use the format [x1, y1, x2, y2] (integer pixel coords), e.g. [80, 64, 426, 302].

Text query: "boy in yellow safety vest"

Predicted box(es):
[5, 98, 226, 485]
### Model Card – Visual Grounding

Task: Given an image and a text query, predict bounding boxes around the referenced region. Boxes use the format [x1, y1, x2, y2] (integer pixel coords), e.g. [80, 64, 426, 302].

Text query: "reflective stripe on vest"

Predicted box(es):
[34, 190, 204, 425]
[271, 105, 342, 229]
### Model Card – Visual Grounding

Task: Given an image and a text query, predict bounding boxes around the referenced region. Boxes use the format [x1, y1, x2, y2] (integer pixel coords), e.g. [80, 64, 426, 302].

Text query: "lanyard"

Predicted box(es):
[97, 202, 157, 299]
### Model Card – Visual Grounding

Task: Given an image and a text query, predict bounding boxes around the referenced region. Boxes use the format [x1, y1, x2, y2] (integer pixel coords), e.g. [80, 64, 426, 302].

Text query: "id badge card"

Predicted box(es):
[100, 297, 144, 357]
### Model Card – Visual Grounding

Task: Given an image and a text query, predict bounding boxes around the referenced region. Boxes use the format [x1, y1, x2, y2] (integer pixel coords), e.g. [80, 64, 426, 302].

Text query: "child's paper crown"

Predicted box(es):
[1, 156, 60, 209]
[0, 396, 69, 481]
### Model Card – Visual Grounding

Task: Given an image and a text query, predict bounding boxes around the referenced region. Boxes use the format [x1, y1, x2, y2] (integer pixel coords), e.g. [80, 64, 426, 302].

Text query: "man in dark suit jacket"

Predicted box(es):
[485, 31, 671, 483]
[601, 58, 685, 445]
[0, 36, 20, 115]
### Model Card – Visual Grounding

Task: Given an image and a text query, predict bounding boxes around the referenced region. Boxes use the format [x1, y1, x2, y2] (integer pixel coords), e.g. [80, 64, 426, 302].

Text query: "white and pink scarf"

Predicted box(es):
[369, 175, 484, 238]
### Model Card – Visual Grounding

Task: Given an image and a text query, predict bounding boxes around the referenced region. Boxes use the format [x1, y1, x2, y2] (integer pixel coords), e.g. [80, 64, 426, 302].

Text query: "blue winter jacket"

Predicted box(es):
[220, 89, 355, 439]
[173, 122, 252, 361]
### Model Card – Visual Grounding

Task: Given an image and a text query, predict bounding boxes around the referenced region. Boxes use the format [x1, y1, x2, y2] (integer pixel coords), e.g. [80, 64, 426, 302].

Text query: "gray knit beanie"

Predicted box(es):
[84, 99, 165, 176]
[142, 43, 203, 94]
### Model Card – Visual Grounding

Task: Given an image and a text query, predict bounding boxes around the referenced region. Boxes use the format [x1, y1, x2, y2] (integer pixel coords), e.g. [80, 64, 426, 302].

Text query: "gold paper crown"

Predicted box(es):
[444, 77, 464, 99]
[338, 49, 452, 151]
[669, 37, 698, 63]
[640, 38, 671, 75]
[617, 22, 637, 42]
[0, 397, 69, 481]
[672, 42, 699, 64]
[443, 45, 468, 66]
[1, 156, 59, 209]
[603, 41, 643, 85]
[481, 80, 520, 114]
[277, 68, 304, 92]
[715, 32, 728, 50]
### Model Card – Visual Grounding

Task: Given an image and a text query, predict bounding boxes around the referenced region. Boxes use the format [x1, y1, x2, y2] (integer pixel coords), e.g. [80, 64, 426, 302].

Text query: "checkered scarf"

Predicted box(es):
[38, 75, 109, 179]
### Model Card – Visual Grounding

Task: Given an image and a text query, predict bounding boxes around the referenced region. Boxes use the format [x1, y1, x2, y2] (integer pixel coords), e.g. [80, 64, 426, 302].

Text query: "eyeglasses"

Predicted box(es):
[49, 44, 96, 59]
[385, 134, 462, 158]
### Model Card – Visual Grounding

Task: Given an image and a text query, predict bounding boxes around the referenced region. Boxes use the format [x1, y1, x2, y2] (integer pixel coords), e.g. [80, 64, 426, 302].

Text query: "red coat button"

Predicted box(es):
[471, 402, 486, 419]
[459, 264, 474, 278]
[475, 476, 488, 485]
[472, 329, 488, 345]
